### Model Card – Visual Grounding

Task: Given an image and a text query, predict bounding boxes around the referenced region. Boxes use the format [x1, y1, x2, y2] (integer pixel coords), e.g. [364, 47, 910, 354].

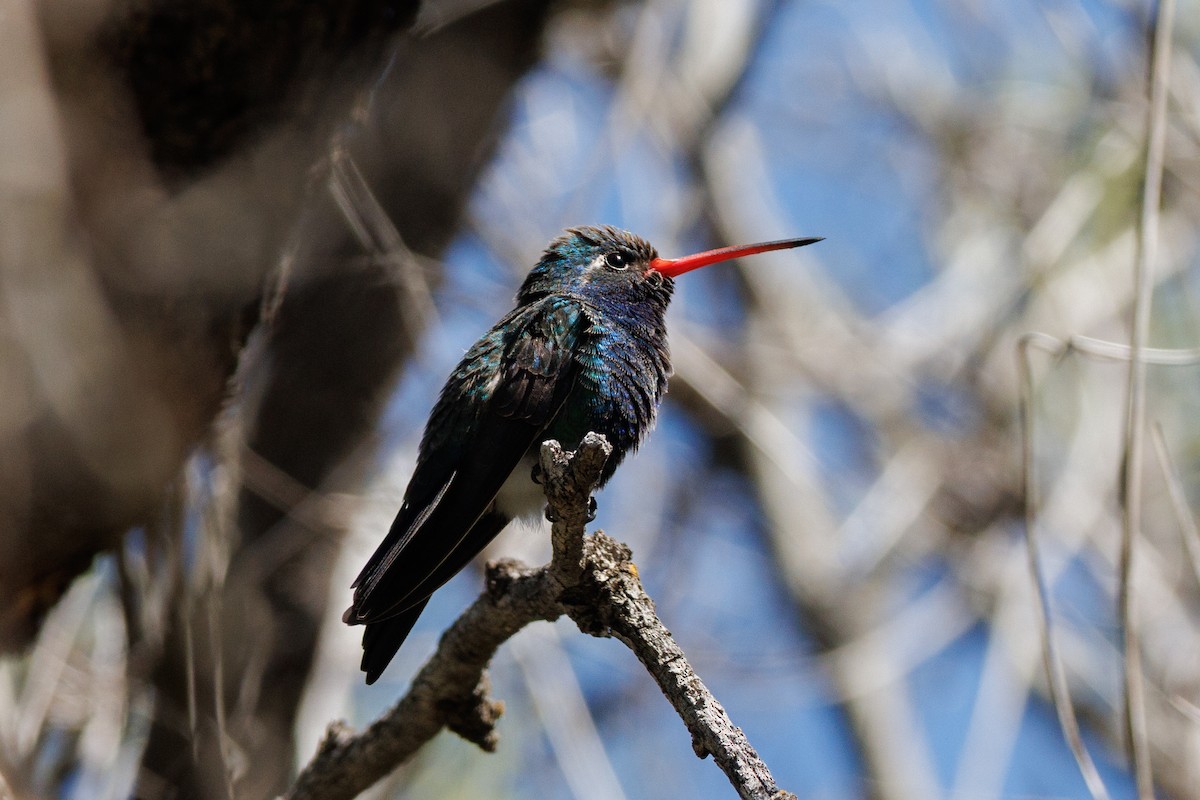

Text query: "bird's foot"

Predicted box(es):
[544, 505, 559, 523]
[530, 462, 544, 485]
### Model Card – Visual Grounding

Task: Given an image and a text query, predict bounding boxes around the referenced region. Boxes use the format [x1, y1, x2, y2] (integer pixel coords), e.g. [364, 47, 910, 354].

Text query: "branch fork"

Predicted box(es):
[287, 433, 794, 800]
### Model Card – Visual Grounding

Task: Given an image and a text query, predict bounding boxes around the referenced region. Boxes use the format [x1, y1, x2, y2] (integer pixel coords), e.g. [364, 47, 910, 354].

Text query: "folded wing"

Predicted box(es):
[345, 299, 587, 679]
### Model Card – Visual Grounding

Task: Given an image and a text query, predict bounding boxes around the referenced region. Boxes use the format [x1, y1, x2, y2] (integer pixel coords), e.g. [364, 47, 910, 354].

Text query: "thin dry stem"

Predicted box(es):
[1017, 335, 1111, 800]
[1150, 424, 1200, 587]
[1120, 1, 1175, 796]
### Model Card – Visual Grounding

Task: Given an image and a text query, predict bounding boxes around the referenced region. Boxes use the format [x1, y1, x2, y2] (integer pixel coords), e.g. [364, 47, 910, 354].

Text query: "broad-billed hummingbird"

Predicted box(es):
[344, 225, 820, 683]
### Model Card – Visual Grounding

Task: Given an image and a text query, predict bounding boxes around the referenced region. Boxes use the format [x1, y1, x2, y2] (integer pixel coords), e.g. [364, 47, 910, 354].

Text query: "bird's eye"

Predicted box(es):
[604, 251, 630, 270]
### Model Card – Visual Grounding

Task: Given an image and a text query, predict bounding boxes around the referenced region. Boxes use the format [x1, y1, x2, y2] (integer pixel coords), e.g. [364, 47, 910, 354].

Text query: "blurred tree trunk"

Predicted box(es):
[2, 0, 562, 796]
[138, 2, 562, 797]
[0, 0, 419, 656]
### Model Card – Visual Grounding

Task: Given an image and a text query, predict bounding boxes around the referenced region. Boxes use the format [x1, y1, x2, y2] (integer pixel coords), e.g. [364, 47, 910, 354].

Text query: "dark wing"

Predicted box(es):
[347, 298, 586, 628]
[358, 507, 508, 683]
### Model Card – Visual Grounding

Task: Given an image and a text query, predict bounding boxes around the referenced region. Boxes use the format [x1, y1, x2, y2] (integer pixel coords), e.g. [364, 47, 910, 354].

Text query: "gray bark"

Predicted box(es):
[288, 434, 796, 800]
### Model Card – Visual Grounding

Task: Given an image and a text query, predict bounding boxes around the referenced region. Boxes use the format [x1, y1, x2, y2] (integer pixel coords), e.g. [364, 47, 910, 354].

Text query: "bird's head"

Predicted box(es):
[517, 225, 821, 308]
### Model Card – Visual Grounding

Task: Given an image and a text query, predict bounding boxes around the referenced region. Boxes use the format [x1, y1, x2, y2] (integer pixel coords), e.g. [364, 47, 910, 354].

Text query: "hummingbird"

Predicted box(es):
[344, 225, 820, 683]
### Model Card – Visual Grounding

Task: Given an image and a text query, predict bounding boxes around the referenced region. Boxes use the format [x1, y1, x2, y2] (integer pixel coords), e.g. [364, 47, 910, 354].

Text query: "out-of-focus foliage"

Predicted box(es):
[4, 0, 1200, 799]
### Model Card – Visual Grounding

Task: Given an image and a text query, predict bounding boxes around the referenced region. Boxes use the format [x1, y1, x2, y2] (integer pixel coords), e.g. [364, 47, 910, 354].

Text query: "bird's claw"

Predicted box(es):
[544, 505, 559, 523]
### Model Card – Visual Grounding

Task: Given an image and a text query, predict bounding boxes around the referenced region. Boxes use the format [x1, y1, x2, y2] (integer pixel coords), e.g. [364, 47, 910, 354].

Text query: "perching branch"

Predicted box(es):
[286, 432, 796, 800]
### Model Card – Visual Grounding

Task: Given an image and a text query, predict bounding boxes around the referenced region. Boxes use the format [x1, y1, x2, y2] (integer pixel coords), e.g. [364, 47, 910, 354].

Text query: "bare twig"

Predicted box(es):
[1017, 335, 1111, 800]
[1023, 332, 1200, 366]
[1150, 424, 1200, 589]
[286, 433, 795, 800]
[1120, 1, 1175, 796]
[326, 146, 438, 337]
